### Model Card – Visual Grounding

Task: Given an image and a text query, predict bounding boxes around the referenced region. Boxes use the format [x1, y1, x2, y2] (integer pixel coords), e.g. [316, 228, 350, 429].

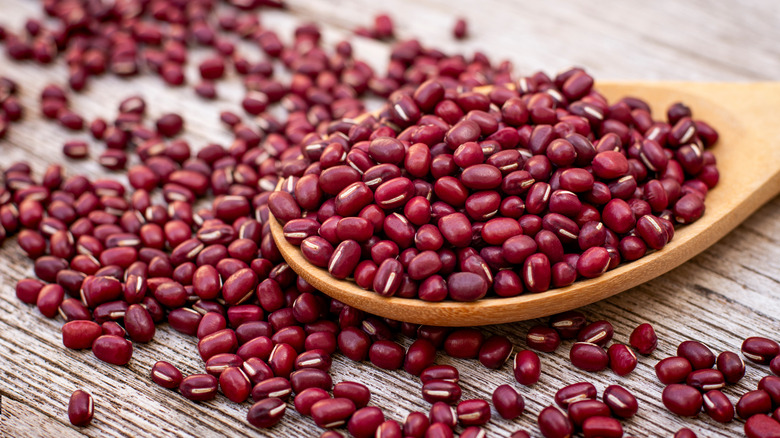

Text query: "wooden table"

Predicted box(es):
[1, 0, 779, 436]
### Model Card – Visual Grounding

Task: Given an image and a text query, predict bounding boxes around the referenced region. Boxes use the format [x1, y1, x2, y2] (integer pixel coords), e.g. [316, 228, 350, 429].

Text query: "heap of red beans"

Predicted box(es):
[3, 1, 777, 437]
[270, 72, 720, 301]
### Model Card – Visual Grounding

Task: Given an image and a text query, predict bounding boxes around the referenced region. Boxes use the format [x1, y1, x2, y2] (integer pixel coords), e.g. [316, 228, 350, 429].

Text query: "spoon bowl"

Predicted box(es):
[271, 81, 780, 326]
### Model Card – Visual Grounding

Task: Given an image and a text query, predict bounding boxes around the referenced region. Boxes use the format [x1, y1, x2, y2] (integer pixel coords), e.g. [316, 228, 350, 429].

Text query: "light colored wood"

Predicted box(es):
[271, 81, 780, 326]
[0, 0, 779, 437]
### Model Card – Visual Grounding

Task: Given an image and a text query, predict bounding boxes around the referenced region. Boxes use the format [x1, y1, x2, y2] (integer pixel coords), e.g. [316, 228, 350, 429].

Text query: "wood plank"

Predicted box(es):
[0, 0, 779, 436]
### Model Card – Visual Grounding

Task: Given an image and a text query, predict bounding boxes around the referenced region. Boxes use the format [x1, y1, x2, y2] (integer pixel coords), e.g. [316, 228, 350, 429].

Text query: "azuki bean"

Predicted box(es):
[478, 335, 513, 369]
[577, 321, 614, 346]
[92, 335, 133, 365]
[456, 399, 490, 426]
[746, 414, 780, 438]
[68, 390, 94, 427]
[151, 361, 183, 389]
[428, 401, 458, 428]
[219, 366, 252, 403]
[736, 390, 773, 419]
[422, 380, 462, 405]
[555, 382, 598, 409]
[421, 365, 459, 384]
[608, 344, 638, 376]
[569, 342, 609, 372]
[124, 304, 155, 343]
[629, 323, 658, 355]
[715, 351, 745, 384]
[527, 326, 561, 353]
[759, 376, 780, 406]
[703, 390, 734, 423]
[513, 350, 541, 386]
[444, 329, 484, 359]
[252, 376, 292, 402]
[537, 406, 573, 438]
[523, 253, 551, 293]
[247, 397, 286, 429]
[687, 369, 726, 392]
[372, 258, 404, 297]
[338, 327, 371, 362]
[311, 397, 356, 428]
[741, 337, 780, 364]
[348, 406, 385, 438]
[603, 385, 639, 419]
[656, 357, 694, 384]
[662, 384, 703, 417]
[678, 340, 716, 370]
[62, 320, 102, 350]
[492, 384, 525, 419]
[582, 416, 623, 438]
[447, 272, 488, 301]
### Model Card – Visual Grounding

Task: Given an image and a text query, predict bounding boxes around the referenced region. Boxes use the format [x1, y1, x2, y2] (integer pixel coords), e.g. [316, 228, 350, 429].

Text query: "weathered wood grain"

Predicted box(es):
[1, 0, 779, 437]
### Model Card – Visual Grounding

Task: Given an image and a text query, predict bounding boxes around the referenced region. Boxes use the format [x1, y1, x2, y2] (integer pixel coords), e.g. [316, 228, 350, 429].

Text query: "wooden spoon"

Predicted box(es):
[271, 81, 780, 326]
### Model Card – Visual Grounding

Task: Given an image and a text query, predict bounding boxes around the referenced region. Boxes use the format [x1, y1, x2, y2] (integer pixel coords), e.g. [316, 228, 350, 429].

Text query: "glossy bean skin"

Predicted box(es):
[68, 390, 94, 427]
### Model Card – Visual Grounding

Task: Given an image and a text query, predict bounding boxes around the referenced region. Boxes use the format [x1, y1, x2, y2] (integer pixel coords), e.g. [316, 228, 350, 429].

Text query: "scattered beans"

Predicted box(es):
[0, 3, 731, 436]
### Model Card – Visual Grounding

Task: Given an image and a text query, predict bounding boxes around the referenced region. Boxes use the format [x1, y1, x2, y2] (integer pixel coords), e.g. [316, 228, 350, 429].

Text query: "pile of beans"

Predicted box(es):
[270, 71, 720, 301]
[1, 1, 772, 437]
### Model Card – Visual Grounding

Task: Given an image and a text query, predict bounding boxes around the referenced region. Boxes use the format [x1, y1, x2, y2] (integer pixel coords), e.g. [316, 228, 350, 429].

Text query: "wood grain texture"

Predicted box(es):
[0, 0, 779, 437]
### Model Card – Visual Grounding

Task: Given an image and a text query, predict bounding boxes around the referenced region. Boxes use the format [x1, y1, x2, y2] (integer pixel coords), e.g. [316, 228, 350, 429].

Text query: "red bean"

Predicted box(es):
[678, 340, 716, 370]
[737, 390, 773, 420]
[68, 390, 94, 427]
[513, 350, 541, 386]
[629, 323, 658, 355]
[447, 272, 488, 301]
[537, 406, 573, 438]
[742, 337, 780, 364]
[602, 385, 638, 419]
[92, 335, 133, 365]
[492, 384, 525, 420]
[662, 384, 703, 417]
[715, 351, 745, 384]
[124, 304, 155, 343]
[247, 397, 286, 429]
[311, 397, 356, 428]
[608, 344, 637, 376]
[656, 356, 694, 384]
[745, 414, 780, 438]
[577, 320, 614, 346]
[569, 342, 609, 372]
[422, 380, 462, 405]
[348, 406, 385, 438]
[61, 320, 102, 350]
[456, 399, 490, 426]
[369, 340, 405, 370]
[687, 368, 726, 392]
[526, 326, 561, 353]
[151, 361, 183, 390]
[703, 390, 734, 423]
[478, 335, 513, 369]
[421, 365, 459, 384]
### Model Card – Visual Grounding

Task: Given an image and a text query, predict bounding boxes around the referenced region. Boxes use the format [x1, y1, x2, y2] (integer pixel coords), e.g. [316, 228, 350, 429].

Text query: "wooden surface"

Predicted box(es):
[1, 0, 779, 437]
[272, 81, 780, 326]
